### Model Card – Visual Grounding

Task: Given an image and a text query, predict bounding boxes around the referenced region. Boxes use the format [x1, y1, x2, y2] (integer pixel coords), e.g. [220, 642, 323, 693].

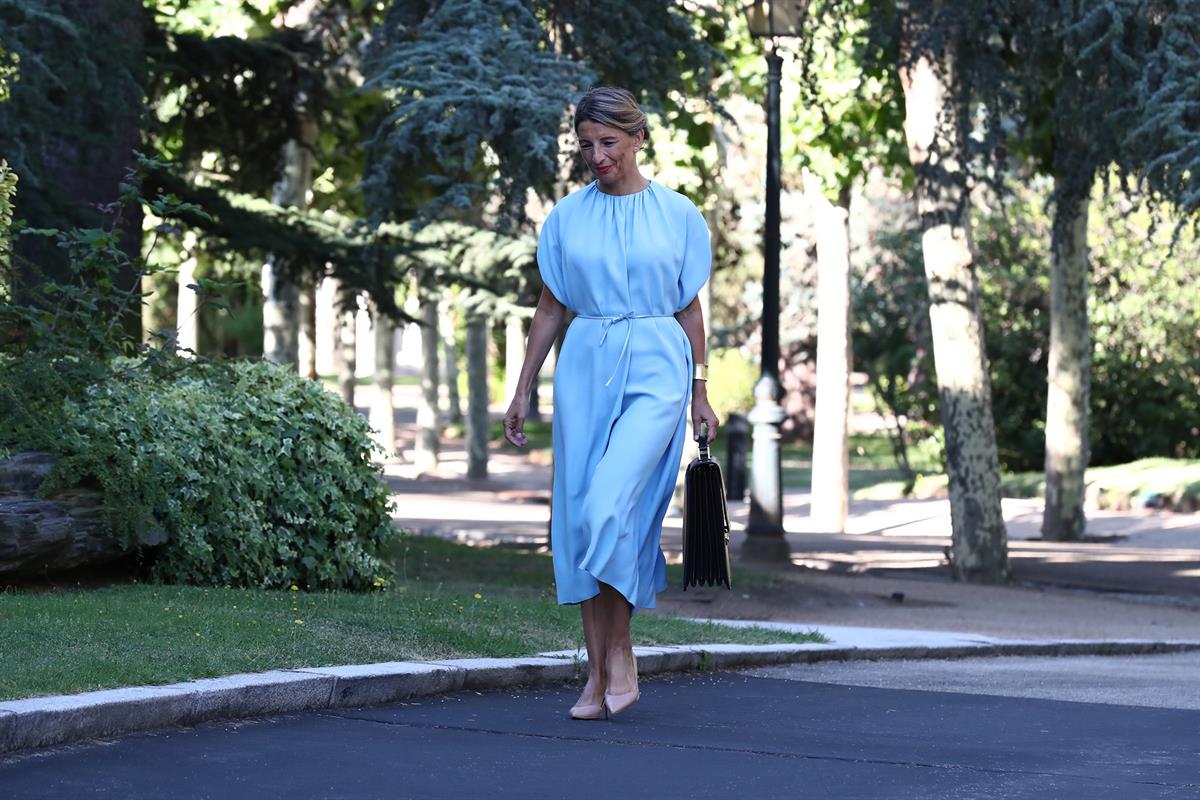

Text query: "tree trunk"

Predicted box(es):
[370, 311, 395, 459]
[11, 0, 144, 337]
[505, 313, 527, 408]
[261, 115, 316, 367]
[175, 253, 200, 355]
[809, 181, 853, 533]
[465, 312, 490, 479]
[299, 280, 318, 380]
[141, 271, 176, 350]
[441, 298, 463, 425]
[415, 294, 441, 472]
[331, 285, 357, 408]
[261, 257, 300, 366]
[899, 21, 1010, 582]
[1043, 189, 1091, 541]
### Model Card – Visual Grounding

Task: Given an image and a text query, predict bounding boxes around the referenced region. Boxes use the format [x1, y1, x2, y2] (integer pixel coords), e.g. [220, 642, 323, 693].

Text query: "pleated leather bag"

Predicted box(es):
[682, 432, 732, 590]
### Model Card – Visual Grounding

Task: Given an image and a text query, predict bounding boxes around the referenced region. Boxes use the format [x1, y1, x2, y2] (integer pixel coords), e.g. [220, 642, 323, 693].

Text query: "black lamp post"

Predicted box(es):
[741, 0, 805, 560]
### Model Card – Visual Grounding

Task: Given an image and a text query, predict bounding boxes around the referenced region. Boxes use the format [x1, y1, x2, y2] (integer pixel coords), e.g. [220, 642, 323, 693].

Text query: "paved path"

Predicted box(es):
[4, 656, 1199, 799]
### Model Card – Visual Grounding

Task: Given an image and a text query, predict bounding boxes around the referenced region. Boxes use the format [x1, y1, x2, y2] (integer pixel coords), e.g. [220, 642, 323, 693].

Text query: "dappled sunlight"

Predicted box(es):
[790, 553, 948, 573]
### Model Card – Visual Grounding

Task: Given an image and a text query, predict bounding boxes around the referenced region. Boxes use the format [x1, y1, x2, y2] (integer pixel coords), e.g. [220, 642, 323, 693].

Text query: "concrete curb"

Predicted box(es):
[3, 637, 1199, 755]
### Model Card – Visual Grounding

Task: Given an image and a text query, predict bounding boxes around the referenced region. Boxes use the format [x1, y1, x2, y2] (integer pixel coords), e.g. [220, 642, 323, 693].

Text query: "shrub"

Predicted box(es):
[706, 347, 758, 422]
[12, 359, 400, 590]
[0, 158, 397, 590]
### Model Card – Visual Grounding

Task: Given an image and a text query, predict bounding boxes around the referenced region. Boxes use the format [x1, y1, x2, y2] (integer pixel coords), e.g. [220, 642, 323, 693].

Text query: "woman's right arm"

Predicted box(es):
[503, 286, 567, 447]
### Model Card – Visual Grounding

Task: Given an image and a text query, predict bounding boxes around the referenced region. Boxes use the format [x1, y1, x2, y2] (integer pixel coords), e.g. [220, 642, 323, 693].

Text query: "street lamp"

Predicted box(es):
[741, 0, 806, 561]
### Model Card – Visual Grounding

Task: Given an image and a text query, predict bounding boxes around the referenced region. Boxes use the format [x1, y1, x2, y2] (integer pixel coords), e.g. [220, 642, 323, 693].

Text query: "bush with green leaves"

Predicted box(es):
[706, 347, 758, 422]
[1, 158, 398, 589]
[9, 359, 399, 590]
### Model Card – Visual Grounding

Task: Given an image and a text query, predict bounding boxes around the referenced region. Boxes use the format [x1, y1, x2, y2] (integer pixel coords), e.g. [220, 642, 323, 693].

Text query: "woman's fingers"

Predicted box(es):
[504, 412, 527, 447]
[693, 411, 720, 442]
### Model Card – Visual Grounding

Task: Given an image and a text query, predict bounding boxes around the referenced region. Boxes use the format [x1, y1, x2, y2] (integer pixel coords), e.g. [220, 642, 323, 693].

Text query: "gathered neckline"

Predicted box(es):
[592, 179, 654, 199]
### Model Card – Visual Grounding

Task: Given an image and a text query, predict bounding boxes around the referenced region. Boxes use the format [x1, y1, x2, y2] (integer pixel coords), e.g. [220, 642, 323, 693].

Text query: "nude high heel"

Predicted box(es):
[603, 687, 640, 716]
[604, 648, 640, 716]
[569, 702, 609, 721]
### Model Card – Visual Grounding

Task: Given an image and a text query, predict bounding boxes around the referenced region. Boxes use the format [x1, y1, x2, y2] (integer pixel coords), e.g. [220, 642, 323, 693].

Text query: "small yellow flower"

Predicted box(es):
[289, 585, 300, 592]
[473, 593, 482, 600]
[294, 619, 304, 625]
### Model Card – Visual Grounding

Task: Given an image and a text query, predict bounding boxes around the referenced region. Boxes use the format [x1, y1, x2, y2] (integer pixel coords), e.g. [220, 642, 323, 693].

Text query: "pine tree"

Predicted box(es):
[362, 0, 592, 227]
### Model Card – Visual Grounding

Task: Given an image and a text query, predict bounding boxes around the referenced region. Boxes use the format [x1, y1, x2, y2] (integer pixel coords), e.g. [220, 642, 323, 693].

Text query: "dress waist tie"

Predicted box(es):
[576, 312, 676, 386]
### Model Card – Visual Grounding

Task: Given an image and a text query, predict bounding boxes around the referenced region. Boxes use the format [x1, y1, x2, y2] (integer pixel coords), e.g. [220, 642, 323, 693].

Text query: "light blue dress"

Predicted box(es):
[538, 179, 711, 610]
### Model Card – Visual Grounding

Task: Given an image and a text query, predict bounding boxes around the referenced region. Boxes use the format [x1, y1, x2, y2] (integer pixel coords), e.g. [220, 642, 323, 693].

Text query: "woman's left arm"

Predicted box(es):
[675, 295, 720, 442]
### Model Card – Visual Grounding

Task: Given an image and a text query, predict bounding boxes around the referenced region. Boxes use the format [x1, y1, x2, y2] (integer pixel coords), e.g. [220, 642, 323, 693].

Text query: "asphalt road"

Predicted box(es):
[3, 656, 1199, 800]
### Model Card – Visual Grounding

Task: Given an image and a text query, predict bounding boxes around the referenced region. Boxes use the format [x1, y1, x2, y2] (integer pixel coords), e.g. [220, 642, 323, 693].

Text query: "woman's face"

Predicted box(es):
[576, 120, 643, 188]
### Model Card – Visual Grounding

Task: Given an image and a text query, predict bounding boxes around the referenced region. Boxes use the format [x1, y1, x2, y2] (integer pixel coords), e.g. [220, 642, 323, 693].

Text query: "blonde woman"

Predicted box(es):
[504, 87, 718, 719]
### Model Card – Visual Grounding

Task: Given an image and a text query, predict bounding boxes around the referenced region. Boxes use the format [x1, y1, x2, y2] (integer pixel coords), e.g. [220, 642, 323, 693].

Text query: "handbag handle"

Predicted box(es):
[698, 422, 710, 461]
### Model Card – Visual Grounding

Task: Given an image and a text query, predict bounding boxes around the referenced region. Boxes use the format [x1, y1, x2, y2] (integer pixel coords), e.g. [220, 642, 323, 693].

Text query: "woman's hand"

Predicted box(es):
[503, 396, 530, 447]
[691, 386, 719, 443]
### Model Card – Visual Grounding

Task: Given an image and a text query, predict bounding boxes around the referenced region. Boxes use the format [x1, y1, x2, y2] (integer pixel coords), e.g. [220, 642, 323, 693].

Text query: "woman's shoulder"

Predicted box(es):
[650, 181, 704, 218]
[550, 182, 599, 213]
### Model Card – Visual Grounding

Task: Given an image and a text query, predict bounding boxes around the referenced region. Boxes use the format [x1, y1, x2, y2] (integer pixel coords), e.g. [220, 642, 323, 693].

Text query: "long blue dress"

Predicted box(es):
[538, 179, 711, 610]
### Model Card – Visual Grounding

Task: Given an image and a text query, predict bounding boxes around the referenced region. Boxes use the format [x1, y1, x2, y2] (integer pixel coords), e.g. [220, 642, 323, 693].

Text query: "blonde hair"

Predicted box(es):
[574, 87, 650, 143]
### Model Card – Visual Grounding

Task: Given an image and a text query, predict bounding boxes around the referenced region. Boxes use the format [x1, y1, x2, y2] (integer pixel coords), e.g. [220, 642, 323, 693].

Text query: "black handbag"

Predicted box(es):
[682, 432, 732, 590]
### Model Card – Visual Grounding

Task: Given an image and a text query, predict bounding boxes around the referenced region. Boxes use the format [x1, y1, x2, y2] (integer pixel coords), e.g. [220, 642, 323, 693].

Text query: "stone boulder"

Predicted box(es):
[0, 451, 159, 578]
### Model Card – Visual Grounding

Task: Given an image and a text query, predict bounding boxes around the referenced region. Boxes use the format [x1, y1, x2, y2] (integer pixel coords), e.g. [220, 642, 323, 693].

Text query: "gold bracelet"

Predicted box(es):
[693, 363, 708, 381]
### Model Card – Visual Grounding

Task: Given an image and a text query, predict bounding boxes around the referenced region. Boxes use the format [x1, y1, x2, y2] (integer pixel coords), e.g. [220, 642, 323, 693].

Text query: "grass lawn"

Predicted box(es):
[0, 536, 822, 701]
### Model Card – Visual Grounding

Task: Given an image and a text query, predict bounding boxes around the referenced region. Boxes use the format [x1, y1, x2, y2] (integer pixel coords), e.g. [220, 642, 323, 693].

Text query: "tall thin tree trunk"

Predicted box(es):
[415, 293, 441, 472]
[809, 180, 853, 533]
[299, 280, 318, 379]
[328, 279, 357, 407]
[505, 313, 526, 408]
[262, 118, 315, 367]
[176, 254, 199, 356]
[441, 296, 463, 425]
[465, 312, 490, 479]
[1043, 188, 1091, 541]
[900, 18, 1009, 582]
[370, 311, 395, 459]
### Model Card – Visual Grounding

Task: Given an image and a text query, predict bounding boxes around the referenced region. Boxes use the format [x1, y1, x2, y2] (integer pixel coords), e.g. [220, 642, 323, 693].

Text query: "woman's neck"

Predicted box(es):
[597, 171, 650, 196]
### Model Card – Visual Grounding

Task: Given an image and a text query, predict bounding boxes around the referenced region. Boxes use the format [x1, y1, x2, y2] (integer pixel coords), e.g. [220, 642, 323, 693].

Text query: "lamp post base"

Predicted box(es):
[739, 532, 792, 563]
[742, 375, 789, 562]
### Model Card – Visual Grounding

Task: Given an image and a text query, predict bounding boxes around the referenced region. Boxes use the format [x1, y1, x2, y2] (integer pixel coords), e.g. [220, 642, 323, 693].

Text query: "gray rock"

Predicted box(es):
[0, 451, 56, 494]
[0, 451, 150, 577]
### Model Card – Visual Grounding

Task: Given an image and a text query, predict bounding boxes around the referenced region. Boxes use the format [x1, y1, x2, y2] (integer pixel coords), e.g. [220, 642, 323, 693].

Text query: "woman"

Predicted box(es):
[504, 87, 718, 719]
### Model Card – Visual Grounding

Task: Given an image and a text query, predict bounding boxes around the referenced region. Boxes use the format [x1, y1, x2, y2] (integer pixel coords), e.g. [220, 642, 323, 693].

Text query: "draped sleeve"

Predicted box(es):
[676, 203, 711, 310]
[537, 206, 567, 306]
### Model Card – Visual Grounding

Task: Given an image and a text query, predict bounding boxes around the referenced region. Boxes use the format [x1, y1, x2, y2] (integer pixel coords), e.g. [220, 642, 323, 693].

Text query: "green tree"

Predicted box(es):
[793, 0, 907, 530]
[0, 0, 146, 332]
